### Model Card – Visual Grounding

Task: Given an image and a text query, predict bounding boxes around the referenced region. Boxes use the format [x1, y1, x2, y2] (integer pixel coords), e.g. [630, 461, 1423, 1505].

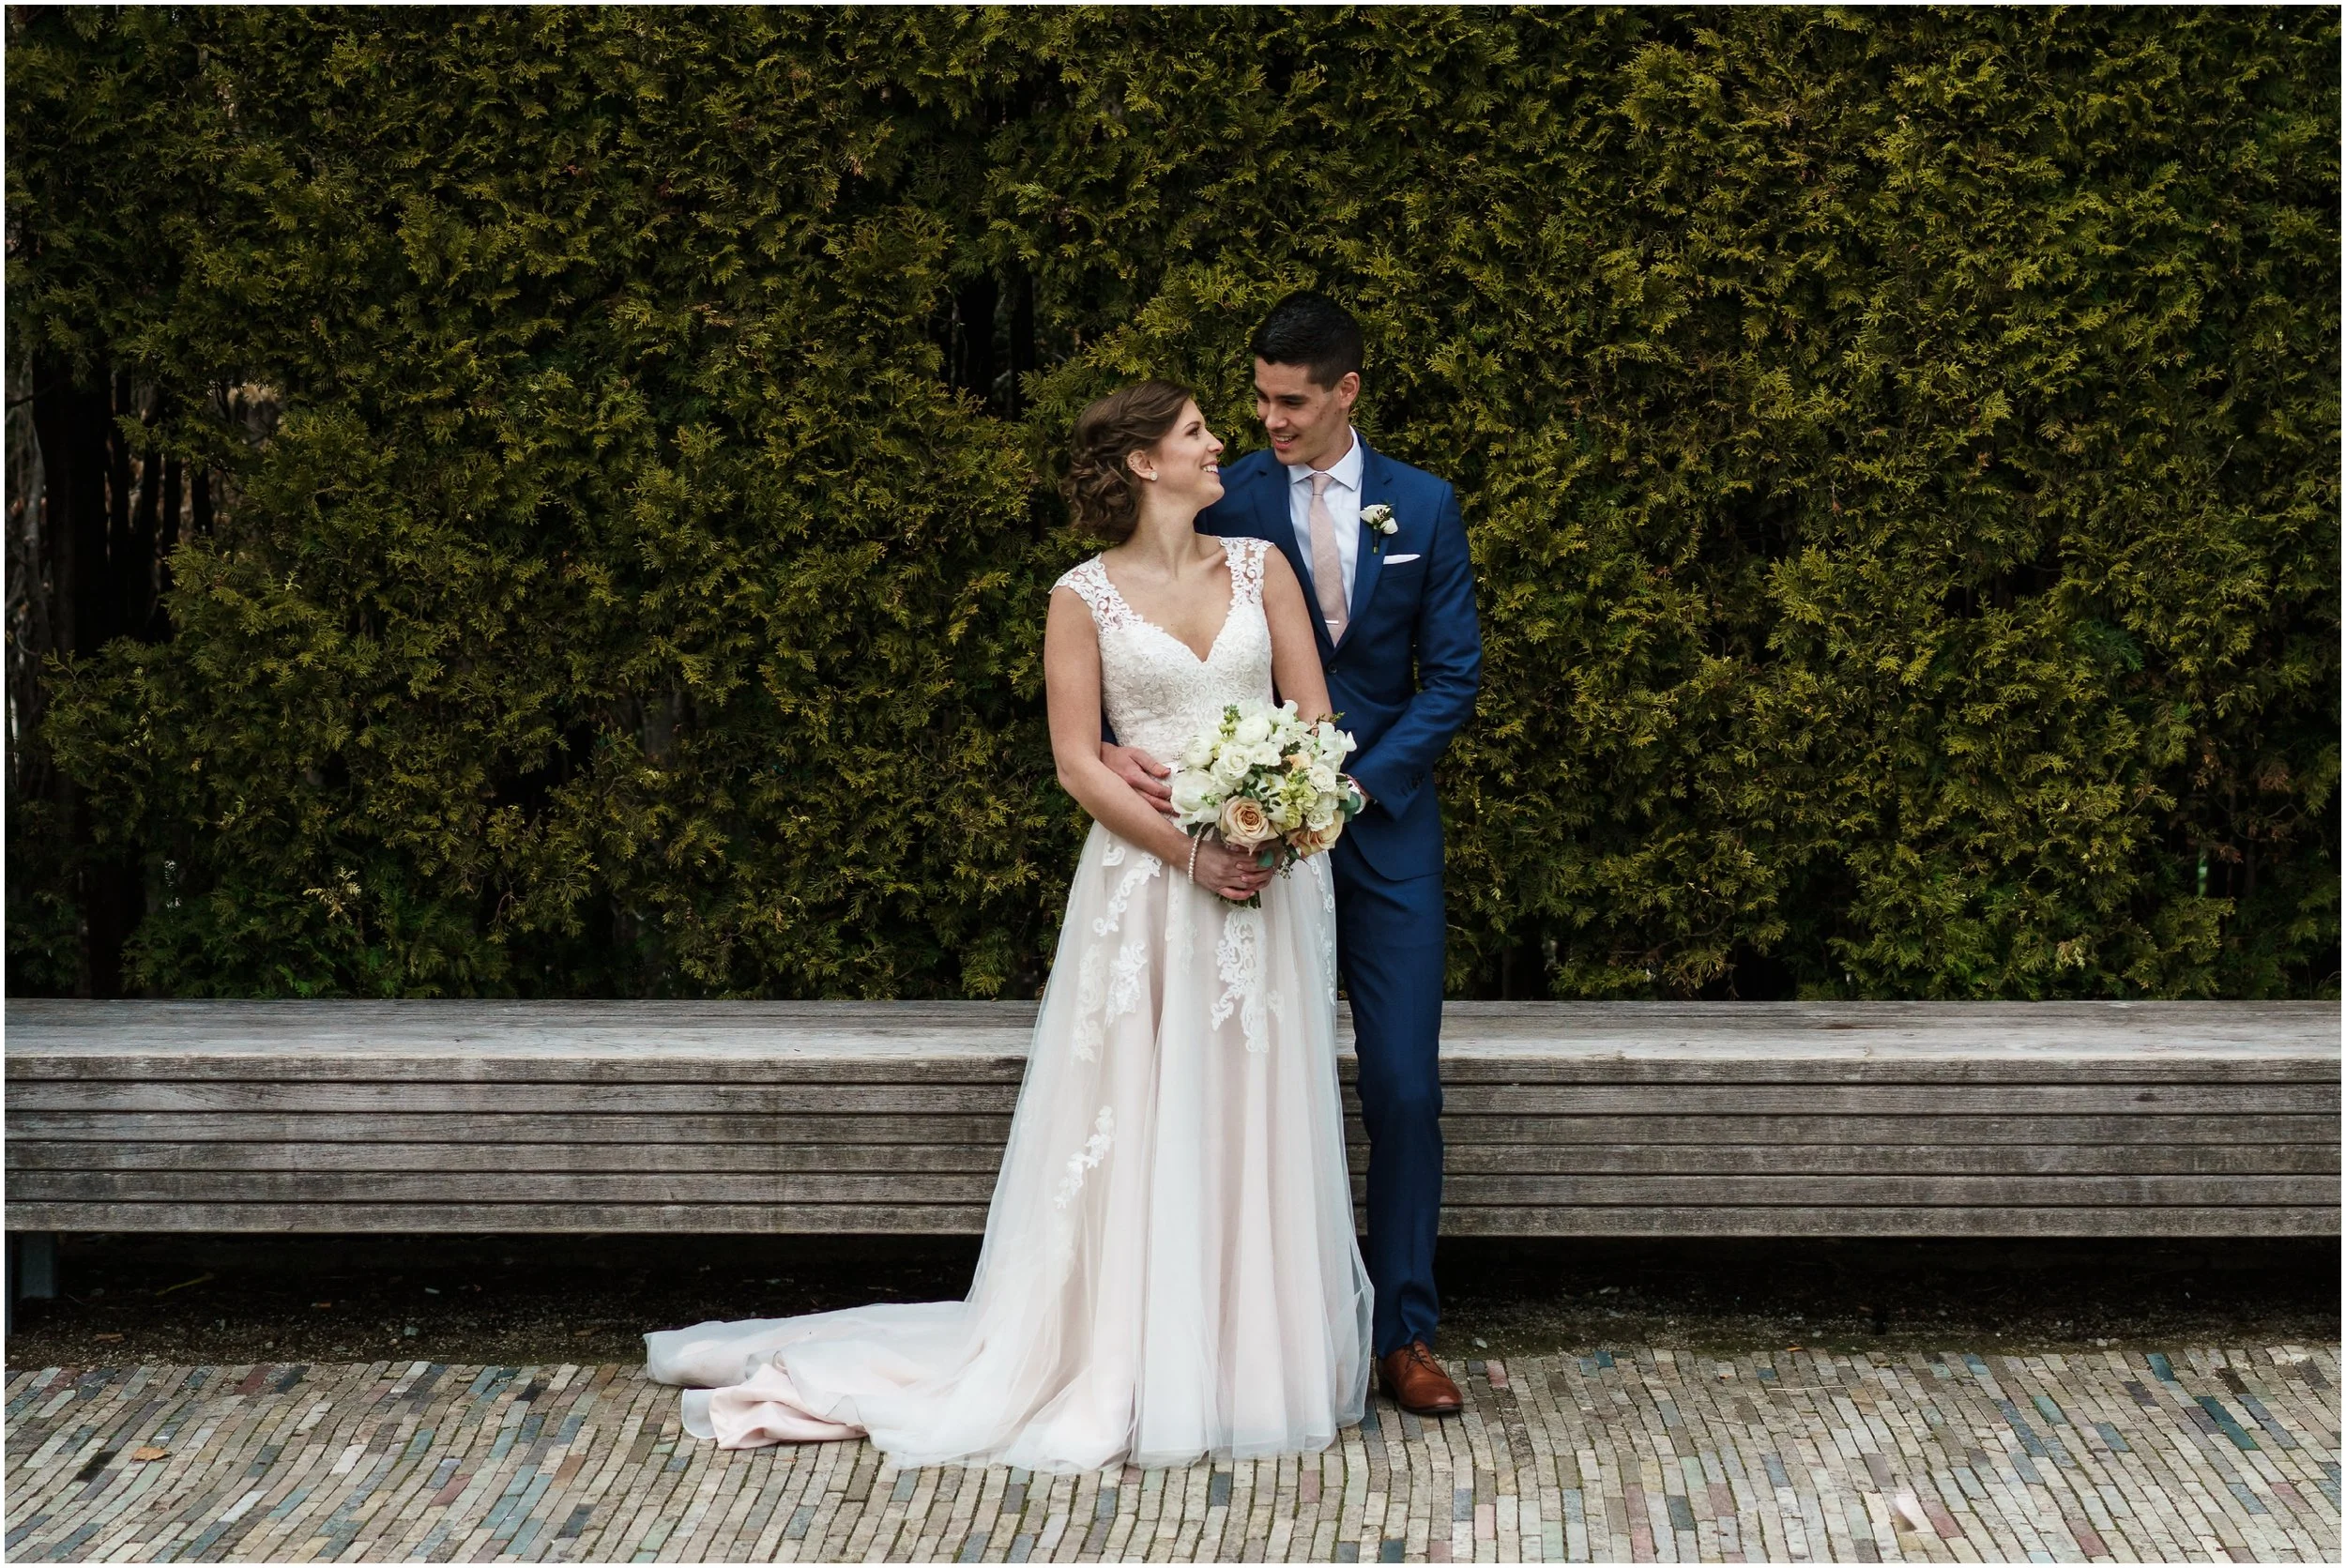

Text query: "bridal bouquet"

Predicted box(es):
[1167, 698, 1365, 905]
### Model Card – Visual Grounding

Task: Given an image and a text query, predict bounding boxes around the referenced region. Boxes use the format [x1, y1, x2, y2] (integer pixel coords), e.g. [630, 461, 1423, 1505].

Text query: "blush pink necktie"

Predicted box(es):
[1308, 471, 1347, 644]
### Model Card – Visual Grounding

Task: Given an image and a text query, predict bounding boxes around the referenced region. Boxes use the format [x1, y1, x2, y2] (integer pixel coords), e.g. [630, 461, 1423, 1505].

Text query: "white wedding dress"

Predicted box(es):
[646, 535, 1372, 1472]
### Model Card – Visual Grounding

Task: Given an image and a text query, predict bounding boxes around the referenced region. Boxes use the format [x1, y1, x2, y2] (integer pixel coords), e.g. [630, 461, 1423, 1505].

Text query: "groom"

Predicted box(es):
[1104, 291, 1483, 1416]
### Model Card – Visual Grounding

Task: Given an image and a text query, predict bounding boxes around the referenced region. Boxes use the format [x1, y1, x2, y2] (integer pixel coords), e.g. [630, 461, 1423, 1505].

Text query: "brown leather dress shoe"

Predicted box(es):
[1379, 1341, 1465, 1416]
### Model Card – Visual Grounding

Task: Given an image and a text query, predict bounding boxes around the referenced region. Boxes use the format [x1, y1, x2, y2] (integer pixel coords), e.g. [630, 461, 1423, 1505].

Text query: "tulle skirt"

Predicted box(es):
[644, 822, 1372, 1472]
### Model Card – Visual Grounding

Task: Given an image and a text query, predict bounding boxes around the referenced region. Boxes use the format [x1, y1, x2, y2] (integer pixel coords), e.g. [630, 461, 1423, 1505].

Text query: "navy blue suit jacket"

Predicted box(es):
[1199, 438, 1482, 880]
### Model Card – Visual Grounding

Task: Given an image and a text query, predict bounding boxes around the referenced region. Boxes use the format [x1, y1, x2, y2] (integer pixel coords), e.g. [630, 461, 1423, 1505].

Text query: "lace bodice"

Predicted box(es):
[1055, 537, 1274, 759]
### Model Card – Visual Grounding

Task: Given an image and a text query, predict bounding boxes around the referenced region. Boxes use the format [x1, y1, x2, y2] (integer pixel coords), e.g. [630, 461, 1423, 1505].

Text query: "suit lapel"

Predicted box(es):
[1344, 438, 1394, 645]
[1253, 460, 1334, 652]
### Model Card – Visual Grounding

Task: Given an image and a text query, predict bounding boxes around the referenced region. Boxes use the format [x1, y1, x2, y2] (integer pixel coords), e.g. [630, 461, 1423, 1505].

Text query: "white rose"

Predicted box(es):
[1169, 769, 1221, 819]
[1210, 747, 1252, 785]
[1307, 763, 1338, 794]
[1232, 710, 1272, 747]
[1250, 742, 1284, 769]
[1180, 734, 1213, 769]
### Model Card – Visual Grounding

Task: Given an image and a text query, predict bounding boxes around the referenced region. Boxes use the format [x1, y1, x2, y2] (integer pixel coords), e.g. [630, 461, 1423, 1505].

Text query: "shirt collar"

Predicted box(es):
[1287, 428, 1363, 492]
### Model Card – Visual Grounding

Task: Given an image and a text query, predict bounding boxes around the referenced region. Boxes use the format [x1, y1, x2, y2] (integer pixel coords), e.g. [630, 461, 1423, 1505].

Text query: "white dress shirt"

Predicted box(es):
[1283, 428, 1364, 613]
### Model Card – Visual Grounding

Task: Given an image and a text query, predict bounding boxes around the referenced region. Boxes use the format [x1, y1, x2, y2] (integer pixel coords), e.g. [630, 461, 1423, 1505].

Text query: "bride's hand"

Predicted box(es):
[1189, 834, 1275, 903]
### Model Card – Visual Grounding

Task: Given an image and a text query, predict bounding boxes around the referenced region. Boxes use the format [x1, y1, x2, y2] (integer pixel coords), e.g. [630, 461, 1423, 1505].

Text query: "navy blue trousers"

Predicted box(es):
[1331, 841, 1446, 1358]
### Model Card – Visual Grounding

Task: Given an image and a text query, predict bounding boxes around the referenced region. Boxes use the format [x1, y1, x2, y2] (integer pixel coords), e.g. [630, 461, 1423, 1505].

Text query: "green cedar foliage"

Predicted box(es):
[9, 8, 2337, 999]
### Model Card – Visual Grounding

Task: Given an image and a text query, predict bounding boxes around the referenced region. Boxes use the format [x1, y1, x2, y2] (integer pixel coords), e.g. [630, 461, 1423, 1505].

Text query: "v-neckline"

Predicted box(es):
[1099, 544, 1239, 665]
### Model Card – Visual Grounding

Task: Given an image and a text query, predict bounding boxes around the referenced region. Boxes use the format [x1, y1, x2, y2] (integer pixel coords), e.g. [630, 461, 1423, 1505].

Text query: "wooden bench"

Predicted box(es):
[6, 1000, 2337, 1245]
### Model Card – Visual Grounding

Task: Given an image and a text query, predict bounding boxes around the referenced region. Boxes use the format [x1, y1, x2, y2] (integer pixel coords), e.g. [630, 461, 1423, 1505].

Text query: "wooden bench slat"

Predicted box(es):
[5, 1140, 1021, 1174]
[10, 1080, 2332, 1116]
[16, 1139, 2331, 1177]
[2, 1201, 998, 1233]
[13, 996, 2333, 1044]
[9, 1054, 2335, 1085]
[1430, 1207, 2343, 1237]
[14, 1170, 2333, 1208]
[19, 1172, 1012, 1204]
[6, 1201, 2333, 1238]
[1434, 1144, 2342, 1176]
[4, 1110, 1024, 1145]
[10, 1109, 2335, 1147]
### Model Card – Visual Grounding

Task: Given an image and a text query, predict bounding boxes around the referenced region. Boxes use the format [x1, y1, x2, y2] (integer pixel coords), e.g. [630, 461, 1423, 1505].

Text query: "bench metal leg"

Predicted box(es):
[8, 1232, 60, 1317]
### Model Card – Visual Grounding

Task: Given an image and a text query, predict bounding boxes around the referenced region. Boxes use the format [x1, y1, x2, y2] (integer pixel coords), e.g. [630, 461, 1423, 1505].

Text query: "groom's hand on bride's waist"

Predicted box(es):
[1101, 742, 1178, 816]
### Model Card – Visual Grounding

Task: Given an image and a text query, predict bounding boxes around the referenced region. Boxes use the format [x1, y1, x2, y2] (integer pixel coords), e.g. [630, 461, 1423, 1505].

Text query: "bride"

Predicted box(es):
[646, 379, 1372, 1472]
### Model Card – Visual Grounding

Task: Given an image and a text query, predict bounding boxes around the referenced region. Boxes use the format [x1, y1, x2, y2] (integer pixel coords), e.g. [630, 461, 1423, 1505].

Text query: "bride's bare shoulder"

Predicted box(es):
[1257, 543, 1303, 596]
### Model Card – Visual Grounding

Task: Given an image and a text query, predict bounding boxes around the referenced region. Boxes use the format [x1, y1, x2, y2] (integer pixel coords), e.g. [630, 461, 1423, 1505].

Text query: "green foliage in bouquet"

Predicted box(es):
[9, 7, 2336, 998]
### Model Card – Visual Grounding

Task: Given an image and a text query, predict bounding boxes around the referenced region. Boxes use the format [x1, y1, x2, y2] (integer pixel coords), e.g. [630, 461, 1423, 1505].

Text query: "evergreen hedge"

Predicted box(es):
[8, 6, 2337, 999]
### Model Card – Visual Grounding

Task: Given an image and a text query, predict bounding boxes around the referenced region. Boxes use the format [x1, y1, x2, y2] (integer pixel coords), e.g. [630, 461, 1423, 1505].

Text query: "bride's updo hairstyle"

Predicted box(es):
[1063, 379, 1195, 543]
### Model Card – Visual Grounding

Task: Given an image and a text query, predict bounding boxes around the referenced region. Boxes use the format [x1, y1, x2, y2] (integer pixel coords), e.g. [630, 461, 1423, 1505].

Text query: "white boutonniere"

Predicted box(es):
[1362, 502, 1397, 553]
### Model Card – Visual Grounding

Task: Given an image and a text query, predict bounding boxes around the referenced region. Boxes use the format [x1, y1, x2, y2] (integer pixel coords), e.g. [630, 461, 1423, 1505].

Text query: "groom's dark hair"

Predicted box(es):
[1251, 291, 1363, 388]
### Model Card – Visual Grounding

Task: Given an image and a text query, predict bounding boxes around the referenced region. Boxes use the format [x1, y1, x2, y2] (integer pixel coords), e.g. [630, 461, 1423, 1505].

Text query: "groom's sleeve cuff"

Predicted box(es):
[1350, 758, 1424, 819]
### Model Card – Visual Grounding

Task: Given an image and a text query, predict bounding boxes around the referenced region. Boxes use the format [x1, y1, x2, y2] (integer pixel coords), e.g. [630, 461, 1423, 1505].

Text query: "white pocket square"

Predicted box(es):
[1382, 553, 1421, 564]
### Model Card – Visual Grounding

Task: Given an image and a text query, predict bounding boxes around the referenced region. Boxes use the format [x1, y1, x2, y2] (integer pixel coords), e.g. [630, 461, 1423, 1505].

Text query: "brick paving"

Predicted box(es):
[5, 1345, 2336, 1562]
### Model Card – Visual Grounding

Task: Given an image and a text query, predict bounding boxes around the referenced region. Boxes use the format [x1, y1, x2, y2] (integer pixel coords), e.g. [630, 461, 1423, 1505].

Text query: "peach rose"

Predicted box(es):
[1287, 818, 1345, 858]
[1217, 795, 1277, 849]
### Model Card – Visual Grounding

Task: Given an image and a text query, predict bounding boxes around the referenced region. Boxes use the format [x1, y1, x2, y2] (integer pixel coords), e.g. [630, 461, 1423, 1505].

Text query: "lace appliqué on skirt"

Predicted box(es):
[1211, 906, 1272, 1053]
[1048, 1104, 1118, 1271]
[1053, 1104, 1116, 1210]
[1073, 849, 1161, 1060]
